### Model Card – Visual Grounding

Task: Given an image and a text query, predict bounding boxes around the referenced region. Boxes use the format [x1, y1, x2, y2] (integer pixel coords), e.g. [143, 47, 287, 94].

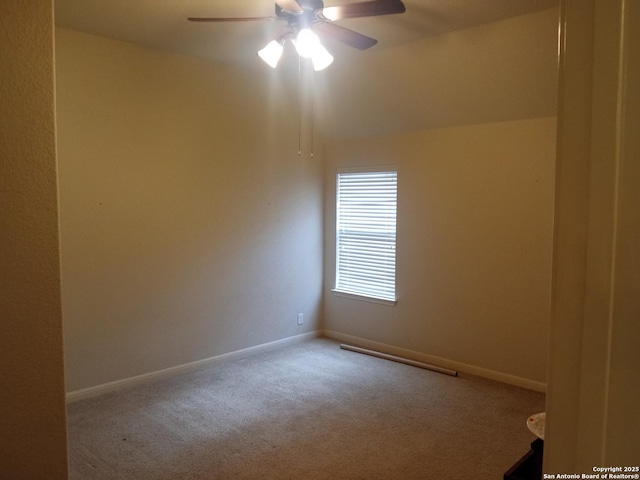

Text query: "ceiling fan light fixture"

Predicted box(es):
[312, 44, 334, 71]
[190, 0, 407, 69]
[294, 28, 321, 59]
[258, 39, 284, 68]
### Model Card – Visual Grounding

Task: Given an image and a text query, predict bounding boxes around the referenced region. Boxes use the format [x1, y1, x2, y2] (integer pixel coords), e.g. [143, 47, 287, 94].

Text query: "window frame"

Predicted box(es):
[333, 167, 398, 305]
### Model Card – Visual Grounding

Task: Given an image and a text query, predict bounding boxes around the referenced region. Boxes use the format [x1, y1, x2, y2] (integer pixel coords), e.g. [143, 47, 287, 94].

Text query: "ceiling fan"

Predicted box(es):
[188, 0, 406, 71]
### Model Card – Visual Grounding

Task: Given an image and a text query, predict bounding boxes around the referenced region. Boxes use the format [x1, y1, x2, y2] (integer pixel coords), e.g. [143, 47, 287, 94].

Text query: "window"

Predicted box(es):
[335, 170, 397, 303]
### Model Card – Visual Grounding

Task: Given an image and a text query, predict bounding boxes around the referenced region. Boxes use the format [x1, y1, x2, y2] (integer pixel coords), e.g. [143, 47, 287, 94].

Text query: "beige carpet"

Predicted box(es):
[67, 338, 544, 479]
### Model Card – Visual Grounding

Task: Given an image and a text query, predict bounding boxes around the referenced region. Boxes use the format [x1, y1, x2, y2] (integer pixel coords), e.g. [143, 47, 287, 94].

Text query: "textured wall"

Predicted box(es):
[0, 1, 69, 478]
[56, 29, 324, 392]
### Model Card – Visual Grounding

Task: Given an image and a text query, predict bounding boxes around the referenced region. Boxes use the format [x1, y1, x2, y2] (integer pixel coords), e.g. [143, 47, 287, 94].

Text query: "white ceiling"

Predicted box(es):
[55, 0, 558, 70]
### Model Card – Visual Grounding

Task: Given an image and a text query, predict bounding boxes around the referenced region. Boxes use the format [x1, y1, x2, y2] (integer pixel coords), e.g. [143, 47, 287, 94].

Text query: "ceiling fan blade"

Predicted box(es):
[322, 0, 405, 21]
[314, 22, 377, 50]
[275, 0, 303, 13]
[188, 16, 276, 22]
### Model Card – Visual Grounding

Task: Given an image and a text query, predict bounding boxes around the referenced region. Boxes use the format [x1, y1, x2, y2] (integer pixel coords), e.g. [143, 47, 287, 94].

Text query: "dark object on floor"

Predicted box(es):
[504, 438, 544, 480]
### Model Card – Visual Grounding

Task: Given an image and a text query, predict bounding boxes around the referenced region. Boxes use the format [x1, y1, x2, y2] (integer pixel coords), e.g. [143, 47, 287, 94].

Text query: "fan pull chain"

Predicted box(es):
[297, 54, 302, 156]
[310, 68, 314, 158]
[296, 57, 315, 158]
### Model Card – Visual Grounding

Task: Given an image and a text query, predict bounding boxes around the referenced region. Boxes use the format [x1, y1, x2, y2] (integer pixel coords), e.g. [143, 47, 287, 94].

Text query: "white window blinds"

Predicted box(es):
[335, 170, 397, 302]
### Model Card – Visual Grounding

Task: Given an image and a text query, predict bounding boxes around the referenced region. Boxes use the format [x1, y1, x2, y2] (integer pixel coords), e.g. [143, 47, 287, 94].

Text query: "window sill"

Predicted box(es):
[331, 289, 397, 306]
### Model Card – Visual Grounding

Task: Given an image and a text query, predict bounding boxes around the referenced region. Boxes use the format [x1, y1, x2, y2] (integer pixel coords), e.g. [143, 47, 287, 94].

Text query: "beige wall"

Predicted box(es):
[324, 117, 556, 388]
[319, 9, 559, 389]
[56, 29, 324, 393]
[316, 8, 558, 139]
[0, 1, 69, 478]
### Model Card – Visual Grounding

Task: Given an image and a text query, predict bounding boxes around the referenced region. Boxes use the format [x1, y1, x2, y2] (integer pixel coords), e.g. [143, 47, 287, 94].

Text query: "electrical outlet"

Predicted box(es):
[297, 313, 304, 325]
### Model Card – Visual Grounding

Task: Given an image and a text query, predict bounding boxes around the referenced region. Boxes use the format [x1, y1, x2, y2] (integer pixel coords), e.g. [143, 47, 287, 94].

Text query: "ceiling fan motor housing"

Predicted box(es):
[276, 0, 325, 17]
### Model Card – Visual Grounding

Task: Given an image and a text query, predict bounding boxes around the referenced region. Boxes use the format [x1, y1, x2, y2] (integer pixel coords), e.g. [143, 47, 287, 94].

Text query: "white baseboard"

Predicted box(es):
[322, 330, 546, 393]
[66, 331, 321, 403]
